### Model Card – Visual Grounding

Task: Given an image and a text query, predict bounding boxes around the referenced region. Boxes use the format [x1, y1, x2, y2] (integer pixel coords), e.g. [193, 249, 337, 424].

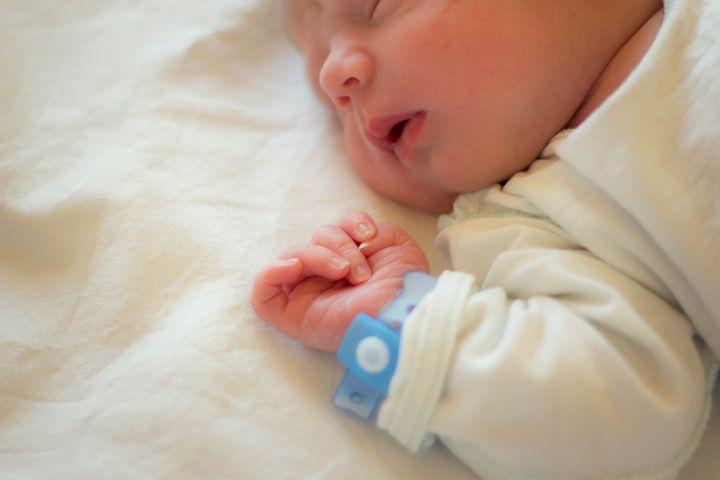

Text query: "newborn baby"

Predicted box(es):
[252, 1, 720, 478]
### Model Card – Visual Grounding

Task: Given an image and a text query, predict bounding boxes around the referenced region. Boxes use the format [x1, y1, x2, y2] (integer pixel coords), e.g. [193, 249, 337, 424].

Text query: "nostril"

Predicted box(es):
[336, 96, 351, 109]
[343, 77, 360, 88]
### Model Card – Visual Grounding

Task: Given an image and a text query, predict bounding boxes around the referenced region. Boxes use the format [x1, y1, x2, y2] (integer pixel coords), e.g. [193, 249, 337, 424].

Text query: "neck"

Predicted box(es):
[567, 8, 664, 128]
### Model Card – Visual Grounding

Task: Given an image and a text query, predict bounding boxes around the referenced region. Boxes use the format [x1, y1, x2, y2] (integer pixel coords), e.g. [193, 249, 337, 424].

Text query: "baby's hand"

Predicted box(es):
[251, 212, 429, 352]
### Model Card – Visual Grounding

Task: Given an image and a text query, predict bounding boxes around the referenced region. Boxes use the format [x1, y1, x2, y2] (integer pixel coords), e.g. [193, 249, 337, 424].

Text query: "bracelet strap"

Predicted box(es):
[332, 271, 438, 421]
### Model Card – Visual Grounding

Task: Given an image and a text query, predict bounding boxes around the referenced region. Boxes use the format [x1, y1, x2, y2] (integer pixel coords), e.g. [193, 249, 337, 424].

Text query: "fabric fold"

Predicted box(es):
[377, 270, 476, 451]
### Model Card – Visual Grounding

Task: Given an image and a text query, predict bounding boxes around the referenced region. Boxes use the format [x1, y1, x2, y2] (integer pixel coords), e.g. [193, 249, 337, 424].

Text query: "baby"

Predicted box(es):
[252, 1, 720, 479]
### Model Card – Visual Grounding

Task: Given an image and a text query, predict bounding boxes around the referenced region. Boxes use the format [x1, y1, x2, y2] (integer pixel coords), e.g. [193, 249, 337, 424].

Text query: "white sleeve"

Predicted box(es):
[377, 217, 711, 480]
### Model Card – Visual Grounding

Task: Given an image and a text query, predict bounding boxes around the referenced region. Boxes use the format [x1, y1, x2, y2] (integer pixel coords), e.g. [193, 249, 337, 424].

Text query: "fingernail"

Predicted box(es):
[358, 242, 370, 252]
[330, 256, 350, 270]
[281, 258, 300, 267]
[357, 223, 374, 240]
[354, 264, 370, 282]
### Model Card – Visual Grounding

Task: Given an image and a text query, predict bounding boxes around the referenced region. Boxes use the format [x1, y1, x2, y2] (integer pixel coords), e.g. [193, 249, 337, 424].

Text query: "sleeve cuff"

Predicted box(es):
[377, 270, 476, 451]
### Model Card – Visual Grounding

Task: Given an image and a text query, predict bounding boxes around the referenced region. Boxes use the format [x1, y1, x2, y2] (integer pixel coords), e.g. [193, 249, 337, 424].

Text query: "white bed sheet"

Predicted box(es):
[0, 1, 716, 479]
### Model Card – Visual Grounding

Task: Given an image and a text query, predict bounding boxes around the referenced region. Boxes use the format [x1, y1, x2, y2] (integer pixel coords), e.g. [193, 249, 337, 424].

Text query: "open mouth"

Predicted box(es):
[387, 119, 410, 144]
[365, 111, 426, 159]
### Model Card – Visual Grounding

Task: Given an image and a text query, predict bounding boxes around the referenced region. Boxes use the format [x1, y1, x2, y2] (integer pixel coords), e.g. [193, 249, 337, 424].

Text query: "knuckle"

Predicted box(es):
[374, 221, 394, 237]
[311, 224, 340, 243]
[375, 219, 393, 229]
[313, 227, 353, 254]
[379, 220, 403, 237]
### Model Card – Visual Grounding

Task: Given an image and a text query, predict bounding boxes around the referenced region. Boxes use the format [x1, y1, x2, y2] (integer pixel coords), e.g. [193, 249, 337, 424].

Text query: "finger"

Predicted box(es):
[251, 258, 303, 322]
[357, 220, 411, 256]
[280, 244, 351, 281]
[337, 211, 378, 243]
[312, 225, 372, 284]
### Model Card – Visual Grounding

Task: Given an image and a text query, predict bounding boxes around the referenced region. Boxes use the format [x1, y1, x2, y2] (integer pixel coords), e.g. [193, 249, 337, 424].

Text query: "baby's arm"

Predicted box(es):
[251, 212, 428, 352]
[252, 210, 711, 479]
[377, 217, 711, 479]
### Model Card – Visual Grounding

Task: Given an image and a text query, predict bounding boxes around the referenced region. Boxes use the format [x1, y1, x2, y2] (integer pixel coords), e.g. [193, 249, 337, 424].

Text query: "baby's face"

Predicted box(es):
[285, 0, 594, 211]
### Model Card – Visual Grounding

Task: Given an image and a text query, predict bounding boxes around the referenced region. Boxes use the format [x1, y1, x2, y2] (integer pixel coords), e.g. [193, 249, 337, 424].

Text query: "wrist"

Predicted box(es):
[332, 271, 438, 421]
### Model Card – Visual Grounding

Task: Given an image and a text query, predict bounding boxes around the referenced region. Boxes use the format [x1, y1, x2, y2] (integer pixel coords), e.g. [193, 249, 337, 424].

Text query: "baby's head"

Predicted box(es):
[284, 0, 649, 212]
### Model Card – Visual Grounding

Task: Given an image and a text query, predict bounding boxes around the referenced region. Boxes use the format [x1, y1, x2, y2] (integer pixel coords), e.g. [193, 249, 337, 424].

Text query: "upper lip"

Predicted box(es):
[365, 111, 425, 157]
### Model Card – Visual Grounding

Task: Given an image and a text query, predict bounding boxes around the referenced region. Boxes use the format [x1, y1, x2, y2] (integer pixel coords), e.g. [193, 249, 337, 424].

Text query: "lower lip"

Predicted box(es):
[394, 111, 427, 161]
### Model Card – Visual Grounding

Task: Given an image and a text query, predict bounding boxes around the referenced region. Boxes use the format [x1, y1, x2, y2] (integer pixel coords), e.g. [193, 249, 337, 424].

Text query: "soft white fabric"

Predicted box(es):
[378, 0, 720, 479]
[381, 161, 717, 480]
[0, 2, 475, 479]
[558, 0, 720, 360]
[1, 1, 718, 480]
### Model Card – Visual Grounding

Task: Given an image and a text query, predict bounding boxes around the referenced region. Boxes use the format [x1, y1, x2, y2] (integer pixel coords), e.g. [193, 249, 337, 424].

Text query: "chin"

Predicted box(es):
[393, 191, 457, 214]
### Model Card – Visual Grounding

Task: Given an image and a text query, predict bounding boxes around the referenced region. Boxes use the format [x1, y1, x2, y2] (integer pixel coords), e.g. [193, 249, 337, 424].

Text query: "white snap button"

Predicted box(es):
[356, 336, 390, 374]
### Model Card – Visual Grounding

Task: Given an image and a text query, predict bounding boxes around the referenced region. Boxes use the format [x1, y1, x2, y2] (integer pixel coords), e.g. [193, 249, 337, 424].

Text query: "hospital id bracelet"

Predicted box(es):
[332, 271, 438, 421]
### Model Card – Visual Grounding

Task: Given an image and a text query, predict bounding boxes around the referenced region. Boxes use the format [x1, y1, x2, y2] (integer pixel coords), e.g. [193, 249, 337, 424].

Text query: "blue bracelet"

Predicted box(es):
[332, 271, 437, 421]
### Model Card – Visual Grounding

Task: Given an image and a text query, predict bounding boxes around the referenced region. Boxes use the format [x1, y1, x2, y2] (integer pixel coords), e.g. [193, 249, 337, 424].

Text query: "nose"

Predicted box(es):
[319, 43, 375, 110]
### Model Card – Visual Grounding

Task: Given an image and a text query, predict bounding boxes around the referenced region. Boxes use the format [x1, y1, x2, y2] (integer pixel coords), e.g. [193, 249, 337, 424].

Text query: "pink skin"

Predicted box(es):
[252, 1, 663, 352]
[285, 0, 663, 212]
[251, 212, 428, 352]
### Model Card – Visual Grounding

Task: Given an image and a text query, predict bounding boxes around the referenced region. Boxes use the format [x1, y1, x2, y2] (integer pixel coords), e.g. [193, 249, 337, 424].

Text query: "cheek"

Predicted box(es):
[342, 121, 456, 213]
[342, 120, 388, 192]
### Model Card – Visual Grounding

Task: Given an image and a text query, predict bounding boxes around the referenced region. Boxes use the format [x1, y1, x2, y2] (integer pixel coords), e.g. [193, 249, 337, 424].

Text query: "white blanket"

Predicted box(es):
[0, 1, 717, 479]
